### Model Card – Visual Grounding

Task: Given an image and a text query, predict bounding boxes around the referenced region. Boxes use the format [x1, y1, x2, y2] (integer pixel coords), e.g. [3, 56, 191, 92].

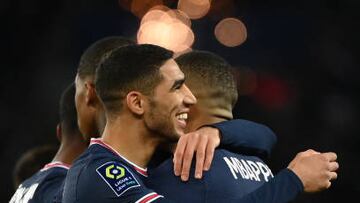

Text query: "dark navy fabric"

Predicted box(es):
[10, 164, 68, 203]
[235, 169, 303, 203]
[146, 119, 303, 203]
[53, 181, 64, 203]
[211, 119, 277, 159]
[146, 149, 303, 203]
[62, 139, 170, 203]
[58, 119, 276, 202]
[60, 119, 300, 202]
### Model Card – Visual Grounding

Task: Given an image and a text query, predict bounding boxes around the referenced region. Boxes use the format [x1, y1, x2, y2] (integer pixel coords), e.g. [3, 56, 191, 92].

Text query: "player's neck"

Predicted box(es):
[53, 137, 87, 165]
[186, 104, 233, 132]
[95, 108, 106, 135]
[101, 117, 160, 169]
[187, 117, 227, 132]
[186, 113, 230, 132]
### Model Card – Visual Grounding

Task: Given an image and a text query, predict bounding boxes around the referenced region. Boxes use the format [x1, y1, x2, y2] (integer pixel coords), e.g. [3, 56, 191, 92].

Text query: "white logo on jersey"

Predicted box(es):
[9, 183, 39, 203]
[223, 157, 274, 182]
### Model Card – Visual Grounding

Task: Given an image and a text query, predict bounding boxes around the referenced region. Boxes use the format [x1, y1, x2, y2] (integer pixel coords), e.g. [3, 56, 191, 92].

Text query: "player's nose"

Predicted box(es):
[183, 84, 197, 106]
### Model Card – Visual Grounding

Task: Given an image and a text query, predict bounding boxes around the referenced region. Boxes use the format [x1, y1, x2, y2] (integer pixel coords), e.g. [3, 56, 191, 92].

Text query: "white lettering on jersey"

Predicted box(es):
[235, 158, 249, 179]
[223, 157, 274, 182]
[241, 159, 257, 181]
[247, 160, 261, 181]
[256, 162, 274, 182]
[224, 157, 240, 179]
[10, 183, 39, 203]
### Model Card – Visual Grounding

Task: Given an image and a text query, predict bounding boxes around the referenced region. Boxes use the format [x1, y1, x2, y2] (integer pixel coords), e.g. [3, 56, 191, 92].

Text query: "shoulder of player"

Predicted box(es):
[68, 147, 112, 176]
[16, 166, 66, 191]
[75, 156, 121, 179]
[214, 148, 264, 162]
[10, 168, 66, 203]
[16, 170, 42, 188]
[41, 166, 68, 181]
[77, 159, 164, 202]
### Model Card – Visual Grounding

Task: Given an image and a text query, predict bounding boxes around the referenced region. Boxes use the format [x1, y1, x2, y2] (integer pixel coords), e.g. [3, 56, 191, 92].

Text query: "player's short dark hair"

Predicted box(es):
[13, 145, 57, 188]
[77, 36, 135, 79]
[59, 83, 80, 135]
[176, 50, 238, 109]
[95, 44, 174, 116]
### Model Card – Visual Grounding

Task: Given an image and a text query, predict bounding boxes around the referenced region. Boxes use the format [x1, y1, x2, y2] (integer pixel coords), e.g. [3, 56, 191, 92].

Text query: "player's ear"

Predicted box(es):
[56, 123, 62, 142]
[84, 81, 98, 108]
[126, 91, 145, 115]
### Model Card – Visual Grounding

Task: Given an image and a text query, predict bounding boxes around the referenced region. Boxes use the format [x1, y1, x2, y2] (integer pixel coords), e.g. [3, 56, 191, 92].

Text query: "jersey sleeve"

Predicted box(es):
[73, 160, 172, 203]
[209, 119, 277, 158]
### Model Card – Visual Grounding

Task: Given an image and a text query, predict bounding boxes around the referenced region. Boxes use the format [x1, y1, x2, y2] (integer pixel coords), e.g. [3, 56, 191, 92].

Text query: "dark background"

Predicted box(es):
[1, 0, 359, 202]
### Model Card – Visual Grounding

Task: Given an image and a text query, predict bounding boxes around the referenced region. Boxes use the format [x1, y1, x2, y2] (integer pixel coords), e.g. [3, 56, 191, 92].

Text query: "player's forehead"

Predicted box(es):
[159, 59, 184, 81]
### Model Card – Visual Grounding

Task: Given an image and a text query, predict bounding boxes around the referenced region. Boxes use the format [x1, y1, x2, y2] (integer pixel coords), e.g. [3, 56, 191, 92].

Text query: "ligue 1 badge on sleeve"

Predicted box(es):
[96, 161, 140, 196]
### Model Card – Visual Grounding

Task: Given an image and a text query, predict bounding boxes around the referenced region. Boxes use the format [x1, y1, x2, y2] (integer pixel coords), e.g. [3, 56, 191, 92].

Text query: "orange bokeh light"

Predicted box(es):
[141, 9, 169, 25]
[166, 9, 191, 27]
[174, 46, 193, 58]
[215, 18, 247, 47]
[137, 20, 194, 53]
[138, 7, 194, 53]
[141, 8, 191, 27]
[149, 4, 170, 12]
[177, 0, 211, 19]
[130, 0, 163, 18]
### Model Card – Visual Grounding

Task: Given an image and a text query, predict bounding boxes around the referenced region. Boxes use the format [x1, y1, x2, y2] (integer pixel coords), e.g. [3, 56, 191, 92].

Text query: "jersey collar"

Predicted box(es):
[41, 161, 70, 171]
[90, 138, 148, 177]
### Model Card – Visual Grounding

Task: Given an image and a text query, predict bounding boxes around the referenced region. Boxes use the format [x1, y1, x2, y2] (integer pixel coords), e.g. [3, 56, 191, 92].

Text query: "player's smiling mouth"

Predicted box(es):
[176, 112, 188, 128]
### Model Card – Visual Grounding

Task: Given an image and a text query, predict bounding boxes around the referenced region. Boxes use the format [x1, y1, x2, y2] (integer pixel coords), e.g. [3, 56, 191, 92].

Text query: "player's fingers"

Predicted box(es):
[203, 140, 216, 171]
[328, 161, 339, 172]
[325, 180, 332, 189]
[302, 149, 320, 157]
[173, 134, 188, 176]
[322, 152, 337, 162]
[305, 149, 317, 153]
[181, 134, 198, 181]
[329, 171, 338, 181]
[194, 136, 208, 179]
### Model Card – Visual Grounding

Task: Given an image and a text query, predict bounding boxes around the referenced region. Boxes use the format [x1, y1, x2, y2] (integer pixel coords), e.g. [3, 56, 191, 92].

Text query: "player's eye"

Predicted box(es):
[175, 83, 182, 90]
[171, 79, 185, 91]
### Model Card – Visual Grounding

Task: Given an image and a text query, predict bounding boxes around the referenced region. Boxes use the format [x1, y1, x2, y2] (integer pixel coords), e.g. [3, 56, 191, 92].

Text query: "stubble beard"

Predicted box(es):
[146, 99, 179, 144]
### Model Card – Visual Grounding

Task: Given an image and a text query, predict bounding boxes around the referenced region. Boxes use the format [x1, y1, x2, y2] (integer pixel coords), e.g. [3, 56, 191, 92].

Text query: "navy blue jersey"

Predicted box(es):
[63, 138, 170, 203]
[10, 162, 70, 203]
[211, 119, 277, 159]
[146, 118, 304, 203]
[146, 149, 302, 203]
[53, 180, 65, 203]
